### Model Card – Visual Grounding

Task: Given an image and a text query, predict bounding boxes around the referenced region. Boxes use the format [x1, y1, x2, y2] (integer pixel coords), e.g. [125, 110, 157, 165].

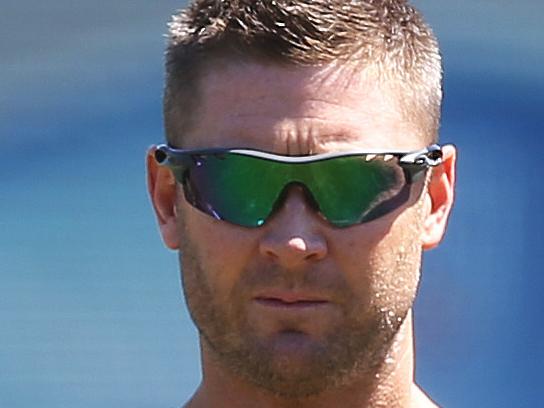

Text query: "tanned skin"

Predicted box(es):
[148, 61, 456, 408]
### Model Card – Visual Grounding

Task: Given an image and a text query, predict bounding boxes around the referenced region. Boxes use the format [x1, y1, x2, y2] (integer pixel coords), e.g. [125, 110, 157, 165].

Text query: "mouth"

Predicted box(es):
[253, 292, 330, 309]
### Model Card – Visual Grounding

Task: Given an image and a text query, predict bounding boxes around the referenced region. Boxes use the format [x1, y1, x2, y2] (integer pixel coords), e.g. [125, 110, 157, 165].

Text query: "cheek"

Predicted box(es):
[366, 211, 424, 310]
[331, 206, 424, 312]
[179, 203, 258, 299]
[329, 222, 389, 309]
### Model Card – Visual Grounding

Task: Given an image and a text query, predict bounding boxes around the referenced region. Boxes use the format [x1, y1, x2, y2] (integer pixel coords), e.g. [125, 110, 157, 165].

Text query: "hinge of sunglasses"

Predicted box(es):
[399, 145, 443, 167]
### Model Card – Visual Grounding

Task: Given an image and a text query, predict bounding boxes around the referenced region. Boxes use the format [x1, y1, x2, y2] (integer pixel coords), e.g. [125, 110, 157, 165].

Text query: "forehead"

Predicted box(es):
[185, 60, 426, 153]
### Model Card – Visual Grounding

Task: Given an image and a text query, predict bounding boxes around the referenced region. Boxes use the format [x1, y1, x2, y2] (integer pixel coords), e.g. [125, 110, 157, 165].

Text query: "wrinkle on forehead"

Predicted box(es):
[275, 118, 315, 155]
[272, 118, 359, 156]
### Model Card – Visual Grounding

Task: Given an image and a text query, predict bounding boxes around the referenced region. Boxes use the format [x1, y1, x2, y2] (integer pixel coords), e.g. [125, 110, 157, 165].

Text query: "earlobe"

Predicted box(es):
[421, 144, 457, 251]
[146, 146, 181, 250]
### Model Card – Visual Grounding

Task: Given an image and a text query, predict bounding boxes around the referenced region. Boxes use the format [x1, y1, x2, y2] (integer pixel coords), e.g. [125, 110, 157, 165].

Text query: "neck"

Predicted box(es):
[185, 311, 434, 408]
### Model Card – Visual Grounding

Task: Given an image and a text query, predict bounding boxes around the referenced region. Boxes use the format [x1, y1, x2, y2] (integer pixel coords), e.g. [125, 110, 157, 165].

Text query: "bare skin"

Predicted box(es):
[148, 60, 456, 408]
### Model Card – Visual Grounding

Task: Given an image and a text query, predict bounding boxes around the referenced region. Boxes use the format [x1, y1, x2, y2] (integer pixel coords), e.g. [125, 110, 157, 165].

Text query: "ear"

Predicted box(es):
[146, 146, 180, 250]
[421, 144, 457, 251]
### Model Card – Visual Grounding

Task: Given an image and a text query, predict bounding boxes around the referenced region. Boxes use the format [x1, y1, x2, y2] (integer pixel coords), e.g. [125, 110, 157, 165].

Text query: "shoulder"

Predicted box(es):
[412, 384, 440, 408]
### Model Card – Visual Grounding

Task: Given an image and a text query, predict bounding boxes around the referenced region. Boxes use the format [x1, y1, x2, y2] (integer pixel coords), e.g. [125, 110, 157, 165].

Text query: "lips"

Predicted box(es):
[253, 291, 330, 309]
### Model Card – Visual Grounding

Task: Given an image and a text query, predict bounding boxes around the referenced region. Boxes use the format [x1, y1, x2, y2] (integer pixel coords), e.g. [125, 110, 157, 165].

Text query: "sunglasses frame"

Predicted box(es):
[153, 143, 445, 227]
[154, 144, 444, 167]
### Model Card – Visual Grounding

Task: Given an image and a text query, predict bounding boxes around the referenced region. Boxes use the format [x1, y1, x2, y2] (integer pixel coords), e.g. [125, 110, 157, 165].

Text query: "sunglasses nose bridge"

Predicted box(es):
[271, 182, 320, 217]
[259, 183, 329, 266]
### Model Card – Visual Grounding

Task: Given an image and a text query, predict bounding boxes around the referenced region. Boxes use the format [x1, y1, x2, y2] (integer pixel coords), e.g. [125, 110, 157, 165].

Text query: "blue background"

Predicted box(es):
[1, 1, 543, 407]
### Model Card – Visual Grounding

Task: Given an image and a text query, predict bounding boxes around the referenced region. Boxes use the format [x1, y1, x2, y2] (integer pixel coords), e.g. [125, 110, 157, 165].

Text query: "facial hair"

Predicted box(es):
[176, 192, 427, 398]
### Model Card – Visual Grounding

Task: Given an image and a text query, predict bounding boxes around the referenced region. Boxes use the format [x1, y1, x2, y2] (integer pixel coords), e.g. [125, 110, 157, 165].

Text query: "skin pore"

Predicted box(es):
[148, 60, 456, 407]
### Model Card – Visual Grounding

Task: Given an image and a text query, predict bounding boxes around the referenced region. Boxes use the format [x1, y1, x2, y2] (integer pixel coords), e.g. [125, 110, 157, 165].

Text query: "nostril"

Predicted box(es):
[303, 252, 322, 262]
[262, 248, 279, 261]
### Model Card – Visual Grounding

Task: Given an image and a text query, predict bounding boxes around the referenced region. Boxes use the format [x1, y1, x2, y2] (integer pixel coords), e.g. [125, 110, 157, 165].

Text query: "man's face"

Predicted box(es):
[159, 61, 441, 397]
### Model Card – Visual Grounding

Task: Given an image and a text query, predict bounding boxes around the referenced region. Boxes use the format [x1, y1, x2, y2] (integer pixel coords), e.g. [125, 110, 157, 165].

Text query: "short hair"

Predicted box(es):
[164, 0, 443, 146]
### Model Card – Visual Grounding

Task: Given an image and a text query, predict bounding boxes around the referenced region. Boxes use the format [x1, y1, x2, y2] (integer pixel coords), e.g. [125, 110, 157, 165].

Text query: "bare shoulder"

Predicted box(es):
[412, 384, 440, 408]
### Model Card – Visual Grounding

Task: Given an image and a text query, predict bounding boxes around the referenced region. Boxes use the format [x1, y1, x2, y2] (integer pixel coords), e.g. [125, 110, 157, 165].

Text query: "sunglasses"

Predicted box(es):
[154, 144, 444, 228]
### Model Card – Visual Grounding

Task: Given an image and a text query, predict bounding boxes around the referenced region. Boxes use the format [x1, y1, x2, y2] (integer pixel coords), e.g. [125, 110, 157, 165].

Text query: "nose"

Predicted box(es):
[258, 186, 328, 268]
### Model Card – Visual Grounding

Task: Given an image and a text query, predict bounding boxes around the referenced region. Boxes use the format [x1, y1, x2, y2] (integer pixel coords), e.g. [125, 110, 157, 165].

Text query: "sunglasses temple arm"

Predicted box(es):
[154, 144, 193, 168]
[399, 144, 443, 167]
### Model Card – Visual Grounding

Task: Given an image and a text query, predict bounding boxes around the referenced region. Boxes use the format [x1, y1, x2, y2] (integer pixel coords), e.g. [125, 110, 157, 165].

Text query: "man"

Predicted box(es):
[147, 0, 456, 407]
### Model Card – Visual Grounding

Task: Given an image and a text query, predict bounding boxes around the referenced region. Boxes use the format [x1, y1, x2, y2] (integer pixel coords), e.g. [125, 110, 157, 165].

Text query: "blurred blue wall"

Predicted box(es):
[1, 1, 543, 407]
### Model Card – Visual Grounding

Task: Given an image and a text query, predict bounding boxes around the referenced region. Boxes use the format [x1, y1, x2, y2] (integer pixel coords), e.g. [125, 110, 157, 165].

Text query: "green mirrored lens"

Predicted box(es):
[186, 154, 287, 227]
[304, 157, 405, 227]
[180, 152, 417, 228]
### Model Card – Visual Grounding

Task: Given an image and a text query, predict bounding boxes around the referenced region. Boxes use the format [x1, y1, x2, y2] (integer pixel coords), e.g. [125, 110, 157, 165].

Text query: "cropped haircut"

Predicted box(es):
[164, 0, 443, 146]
